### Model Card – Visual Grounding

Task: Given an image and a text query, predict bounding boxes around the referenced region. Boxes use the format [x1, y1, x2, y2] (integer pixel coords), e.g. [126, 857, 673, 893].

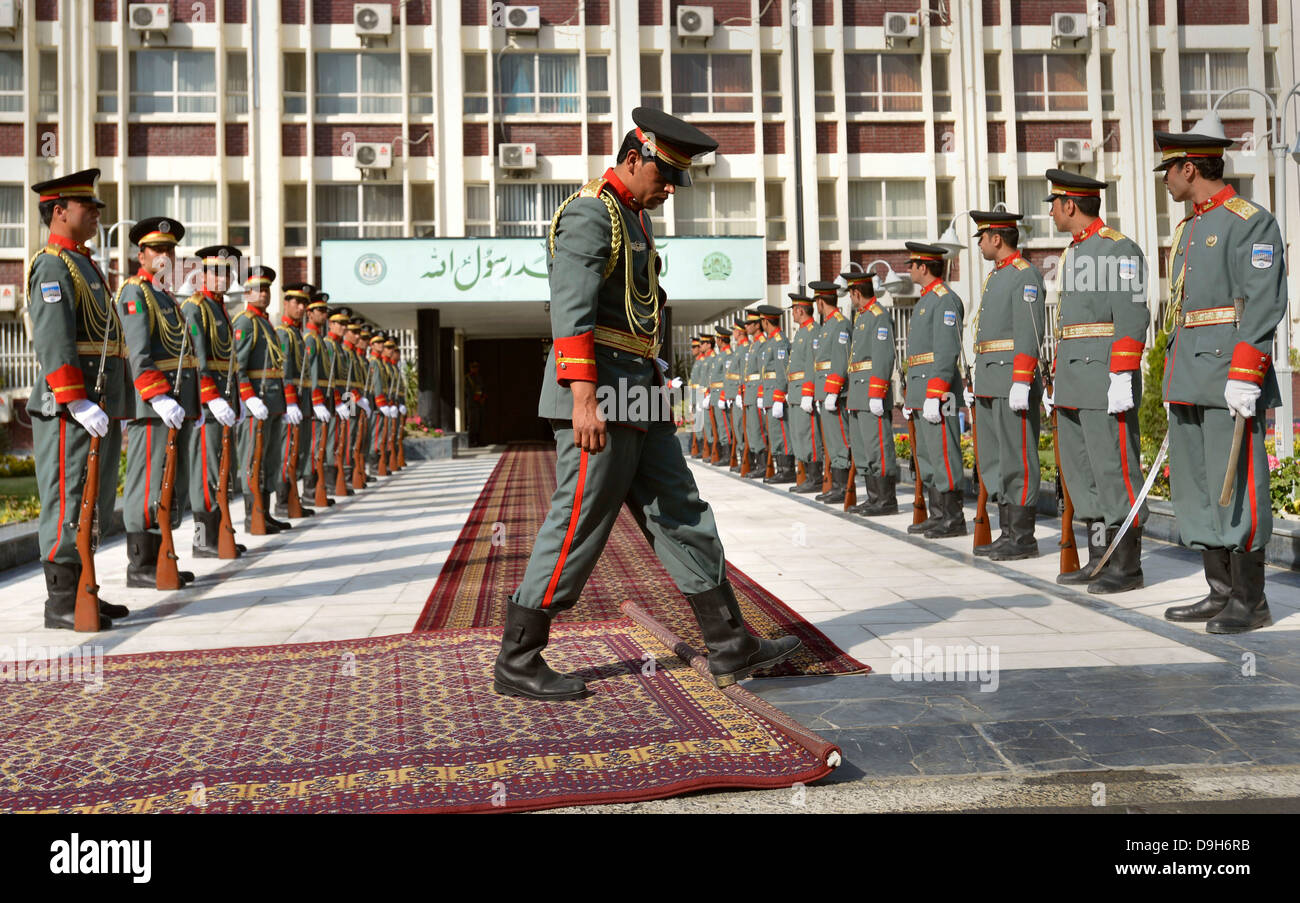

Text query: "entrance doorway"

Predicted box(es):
[463, 338, 552, 444]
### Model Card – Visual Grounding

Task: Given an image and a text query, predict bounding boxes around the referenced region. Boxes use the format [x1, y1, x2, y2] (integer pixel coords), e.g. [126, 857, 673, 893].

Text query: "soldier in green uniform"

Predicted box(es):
[808, 282, 852, 504]
[26, 170, 128, 628]
[350, 321, 376, 484]
[232, 280, 292, 533]
[366, 331, 396, 473]
[182, 245, 246, 558]
[902, 242, 967, 538]
[118, 217, 199, 588]
[697, 334, 720, 457]
[494, 109, 800, 701]
[686, 337, 704, 455]
[323, 306, 356, 496]
[1043, 170, 1149, 592]
[758, 305, 796, 484]
[742, 311, 768, 478]
[725, 319, 748, 471]
[842, 270, 899, 515]
[710, 325, 735, 465]
[273, 280, 312, 518]
[301, 290, 335, 505]
[966, 211, 1046, 559]
[1156, 132, 1287, 633]
[786, 293, 823, 493]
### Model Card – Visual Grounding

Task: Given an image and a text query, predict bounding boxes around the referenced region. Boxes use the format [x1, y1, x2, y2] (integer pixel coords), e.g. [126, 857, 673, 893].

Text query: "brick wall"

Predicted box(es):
[1011, 0, 1093, 26]
[0, 261, 23, 301]
[760, 1, 780, 26]
[639, 0, 662, 26]
[0, 124, 21, 155]
[1178, 0, 1249, 24]
[129, 124, 215, 156]
[815, 122, 837, 154]
[407, 0, 431, 25]
[767, 250, 787, 286]
[844, 1, 949, 27]
[1023, 248, 1065, 273]
[819, 250, 841, 282]
[587, 0, 609, 25]
[95, 123, 118, 157]
[1264, 0, 1277, 24]
[281, 257, 309, 286]
[94, 0, 116, 20]
[671, 0, 749, 27]
[223, 0, 247, 23]
[587, 123, 612, 156]
[981, 0, 1000, 25]
[847, 122, 924, 153]
[691, 122, 754, 154]
[1181, 118, 1253, 140]
[35, 123, 57, 157]
[464, 123, 489, 156]
[282, 0, 305, 24]
[762, 122, 785, 155]
[500, 124, 582, 156]
[225, 123, 248, 157]
[313, 124, 430, 156]
[849, 250, 911, 279]
[1102, 120, 1120, 152]
[812, 0, 833, 26]
[282, 124, 306, 156]
[35, 0, 57, 19]
[934, 122, 955, 153]
[1016, 120, 1091, 152]
[987, 121, 1005, 153]
[312, 0, 396, 24]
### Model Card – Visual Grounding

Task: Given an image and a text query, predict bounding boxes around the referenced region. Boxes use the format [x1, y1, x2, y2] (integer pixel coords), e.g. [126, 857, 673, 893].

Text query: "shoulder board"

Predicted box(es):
[1099, 226, 1126, 241]
[934, 285, 949, 296]
[122, 276, 145, 287]
[833, 311, 845, 320]
[1011, 257, 1030, 270]
[870, 303, 886, 317]
[1224, 197, 1259, 220]
[578, 177, 609, 199]
[182, 292, 202, 306]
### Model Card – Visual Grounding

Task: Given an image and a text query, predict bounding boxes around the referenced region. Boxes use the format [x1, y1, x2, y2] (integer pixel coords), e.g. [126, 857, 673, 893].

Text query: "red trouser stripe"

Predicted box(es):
[1246, 420, 1257, 551]
[838, 410, 851, 450]
[1020, 414, 1030, 507]
[50, 418, 66, 561]
[811, 409, 821, 461]
[877, 418, 886, 468]
[780, 420, 789, 453]
[1118, 415, 1136, 507]
[201, 423, 212, 511]
[940, 419, 954, 490]
[542, 449, 589, 610]
[144, 422, 152, 527]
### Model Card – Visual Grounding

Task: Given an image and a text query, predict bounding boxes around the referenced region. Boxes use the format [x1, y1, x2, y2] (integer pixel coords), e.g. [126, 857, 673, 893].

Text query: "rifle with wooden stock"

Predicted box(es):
[247, 413, 269, 536]
[907, 415, 927, 525]
[286, 405, 306, 516]
[1051, 374, 1080, 575]
[353, 358, 375, 490]
[335, 347, 355, 498]
[314, 341, 335, 508]
[155, 326, 191, 590]
[73, 317, 113, 630]
[215, 351, 239, 558]
[970, 399, 992, 549]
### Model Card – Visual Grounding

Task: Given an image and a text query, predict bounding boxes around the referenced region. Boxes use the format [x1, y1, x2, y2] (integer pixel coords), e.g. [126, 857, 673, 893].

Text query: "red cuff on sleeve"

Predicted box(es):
[1108, 336, 1144, 373]
[801, 381, 815, 397]
[312, 389, 325, 406]
[553, 332, 597, 384]
[133, 369, 171, 402]
[823, 374, 846, 394]
[284, 384, 299, 406]
[868, 376, 890, 399]
[772, 389, 787, 403]
[1012, 353, 1039, 384]
[926, 378, 950, 399]
[239, 381, 255, 401]
[375, 393, 389, 407]
[45, 364, 87, 404]
[333, 390, 342, 406]
[199, 375, 218, 404]
[1228, 342, 1270, 386]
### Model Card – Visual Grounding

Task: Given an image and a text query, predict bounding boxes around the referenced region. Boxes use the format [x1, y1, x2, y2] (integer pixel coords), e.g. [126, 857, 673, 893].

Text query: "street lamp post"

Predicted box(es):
[94, 219, 136, 292]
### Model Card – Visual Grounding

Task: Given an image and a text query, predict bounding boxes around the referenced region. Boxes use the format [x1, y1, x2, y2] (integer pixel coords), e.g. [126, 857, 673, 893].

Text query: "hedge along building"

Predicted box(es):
[0, 1, 1295, 442]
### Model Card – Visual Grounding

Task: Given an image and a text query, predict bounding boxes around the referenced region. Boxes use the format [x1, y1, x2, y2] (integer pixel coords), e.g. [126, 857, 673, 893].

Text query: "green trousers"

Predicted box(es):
[31, 413, 122, 566]
[746, 402, 767, 455]
[848, 409, 899, 480]
[512, 419, 726, 610]
[1056, 406, 1145, 527]
[271, 415, 301, 496]
[124, 419, 192, 535]
[973, 396, 1041, 507]
[817, 403, 851, 469]
[1168, 405, 1270, 553]
[915, 412, 961, 492]
[236, 417, 282, 496]
[789, 402, 821, 465]
[767, 408, 792, 456]
[187, 420, 235, 515]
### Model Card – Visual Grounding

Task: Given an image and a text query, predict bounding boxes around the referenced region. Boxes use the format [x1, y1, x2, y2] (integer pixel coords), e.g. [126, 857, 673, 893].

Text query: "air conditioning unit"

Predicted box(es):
[677, 5, 714, 38]
[128, 3, 171, 31]
[501, 5, 540, 32]
[354, 142, 393, 170]
[884, 11, 921, 41]
[692, 151, 717, 167]
[0, 0, 18, 32]
[0, 284, 15, 312]
[1051, 12, 1089, 46]
[499, 143, 538, 170]
[354, 3, 393, 37]
[1056, 138, 1094, 164]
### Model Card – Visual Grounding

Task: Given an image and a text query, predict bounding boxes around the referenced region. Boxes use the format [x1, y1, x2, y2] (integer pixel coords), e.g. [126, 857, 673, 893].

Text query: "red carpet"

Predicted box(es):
[0, 603, 840, 814]
[414, 442, 869, 677]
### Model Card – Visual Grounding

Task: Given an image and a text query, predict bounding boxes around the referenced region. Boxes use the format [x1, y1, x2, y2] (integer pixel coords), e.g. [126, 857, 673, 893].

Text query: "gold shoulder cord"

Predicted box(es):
[1051, 246, 1071, 337]
[1163, 219, 1190, 333]
[140, 280, 187, 356]
[257, 317, 285, 369]
[28, 248, 121, 345]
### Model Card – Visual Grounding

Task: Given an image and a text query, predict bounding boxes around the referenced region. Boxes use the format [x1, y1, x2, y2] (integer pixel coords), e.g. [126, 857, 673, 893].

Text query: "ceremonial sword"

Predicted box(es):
[1089, 431, 1169, 579]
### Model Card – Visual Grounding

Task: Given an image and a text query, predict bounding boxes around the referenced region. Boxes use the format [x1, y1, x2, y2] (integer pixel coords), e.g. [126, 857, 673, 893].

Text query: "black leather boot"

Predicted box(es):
[1166, 548, 1232, 621]
[244, 493, 281, 534]
[43, 561, 112, 630]
[264, 492, 292, 530]
[1088, 526, 1144, 594]
[871, 475, 899, 515]
[1057, 518, 1101, 585]
[849, 473, 879, 514]
[990, 505, 1040, 560]
[908, 486, 941, 534]
[790, 463, 822, 493]
[821, 467, 848, 504]
[744, 451, 766, 479]
[125, 531, 157, 587]
[924, 489, 967, 538]
[685, 581, 802, 687]
[764, 454, 796, 484]
[492, 600, 589, 700]
[273, 494, 291, 519]
[975, 502, 1010, 557]
[1207, 549, 1272, 634]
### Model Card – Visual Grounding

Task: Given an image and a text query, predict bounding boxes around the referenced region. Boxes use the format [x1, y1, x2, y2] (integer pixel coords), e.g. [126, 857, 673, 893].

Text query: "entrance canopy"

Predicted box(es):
[321, 236, 766, 337]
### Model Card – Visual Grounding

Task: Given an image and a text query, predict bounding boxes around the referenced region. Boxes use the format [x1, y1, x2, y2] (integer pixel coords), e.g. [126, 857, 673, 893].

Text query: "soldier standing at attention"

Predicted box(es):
[808, 281, 852, 504]
[725, 319, 749, 471]
[686, 336, 703, 456]
[1044, 170, 1149, 593]
[274, 280, 312, 518]
[182, 246, 245, 559]
[26, 170, 128, 628]
[902, 242, 967, 539]
[118, 217, 199, 588]
[493, 109, 800, 700]
[1156, 132, 1287, 633]
[711, 325, 734, 465]
[742, 311, 768, 479]
[758, 305, 796, 484]
[301, 290, 334, 504]
[842, 270, 899, 516]
[698, 333, 720, 456]
[366, 331, 395, 473]
[232, 276, 292, 533]
[323, 306, 355, 496]
[966, 211, 1046, 559]
[786, 293, 823, 494]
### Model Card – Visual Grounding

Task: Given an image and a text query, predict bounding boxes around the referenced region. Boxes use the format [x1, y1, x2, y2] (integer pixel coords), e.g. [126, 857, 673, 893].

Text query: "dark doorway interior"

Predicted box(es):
[464, 338, 552, 444]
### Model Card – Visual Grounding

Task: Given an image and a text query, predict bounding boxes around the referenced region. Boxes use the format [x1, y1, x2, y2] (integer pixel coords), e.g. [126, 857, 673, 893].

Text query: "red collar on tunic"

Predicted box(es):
[1194, 184, 1236, 216]
[919, 278, 944, 297]
[47, 232, 90, 256]
[244, 304, 268, 319]
[602, 169, 642, 212]
[996, 251, 1023, 270]
[1071, 218, 1105, 244]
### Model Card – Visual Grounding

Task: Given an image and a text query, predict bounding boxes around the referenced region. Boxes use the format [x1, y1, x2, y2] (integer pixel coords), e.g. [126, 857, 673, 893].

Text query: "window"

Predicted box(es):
[813, 53, 834, 113]
[0, 51, 20, 113]
[0, 185, 22, 247]
[499, 53, 580, 115]
[227, 51, 248, 115]
[761, 53, 781, 113]
[284, 52, 306, 114]
[228, 183, 250, 246]
[96, 182, 118, 231]
[466, 184, 490, 236]
[586, 56, 611, 114]
[463, 54, 487, 114]
[39, 51, 57, 115]
[818, 181, 837, 242]
[1179, 51, 1249, 113]
[316, 52, 401, 115]
[988, 179, 1007, 209]
[1265, 51, 1279, 109]
[129, 184, 219, 251]
[671, 54, 752, 114]
[931, 54, 951, 113]
[97, 51, 117, 113]
[1150, 52, 1165, 110]
[497, 183, 581, 237]
[130, 50, 217, 114]
[1014, 53, 1087, 112]
[410, 53, 433, 115]
[284, 184, 307, 246]
[1154, 178, 1170, 241]
[317, 184, 404, 240]
[1019, 178, 1054, 239]
[1100, 54, 1114, 113]
[936, 179, 956, 235]
[984, 53, 1001, 113]
[640, 54, 663, 110]
[845, 53, 923, 113]
[765, 181, 785, 241]
[1104, 181, 1121, 234]
[848, 180, 927, 241]
[674, 182, 757, 235]
[412, 183, 436, 238]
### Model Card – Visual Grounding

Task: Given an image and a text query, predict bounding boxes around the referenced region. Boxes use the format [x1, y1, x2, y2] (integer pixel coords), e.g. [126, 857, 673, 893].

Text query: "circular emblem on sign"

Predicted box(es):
[701, 252, 732, 282]
[356, 253, 386, 285]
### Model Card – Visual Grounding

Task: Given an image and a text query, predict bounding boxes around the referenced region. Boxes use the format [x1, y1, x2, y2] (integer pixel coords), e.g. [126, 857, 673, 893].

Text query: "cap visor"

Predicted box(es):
[656, 158, 691, 187]
[1152, 159, 1177, 172]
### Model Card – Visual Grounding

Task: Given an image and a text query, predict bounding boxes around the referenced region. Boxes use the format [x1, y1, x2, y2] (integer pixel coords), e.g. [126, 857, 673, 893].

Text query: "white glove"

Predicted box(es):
[208, 397, 237, 428]
[1224, 379, 1261, 419]
[702, 392, 711, 407]
[1008, 382, 1031, 413]
[670, 377, 683, 389]
[922, 396, 941, 423]
[150, 394, 185, 429]
[800, 396, 814, 414]
[963, 387, 975, 407]
[825, 393, 838, 412]
[717, 397, 726, 409]
[358, 397, 371, 415]
[246, 396, 269, 421]
[869, 397, 884, 417]
[67, 398, 109, 438]
[902, 406, 913, 421]
[725, 398, 733, 408]
[758, 396, 766, 410]
[386, 405, 398, 418]
[285, 405, 303, 426]
[1106, 372, 1134, 414]
[399, 404, 407, 415]
[772, 400, 785, 419]
[336, 403, 352, 420]
[1042, 389, 1054, 417]
[314, 403, 330, 422]
[655, 357, 670, 374]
